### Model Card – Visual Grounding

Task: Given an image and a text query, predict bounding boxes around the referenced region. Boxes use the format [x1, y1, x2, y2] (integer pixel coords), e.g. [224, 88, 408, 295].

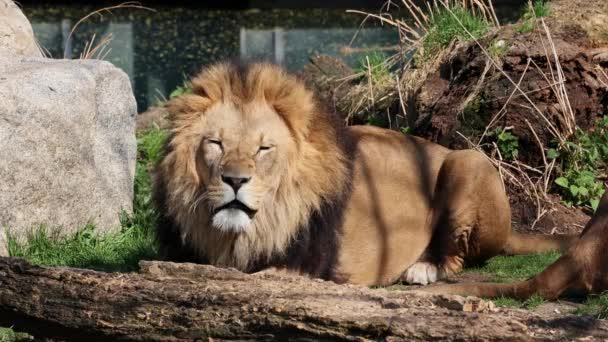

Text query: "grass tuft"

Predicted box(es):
[421, 5, 490, 60]
[8, 126, 168, 272]
[354, 51, 391, 83]
[0, 327, 31, 342]
[493, 294, 547, 309]
[467, 251, 560, 283]
[576, 293, 608, 319]
[517, 0, 550, 33]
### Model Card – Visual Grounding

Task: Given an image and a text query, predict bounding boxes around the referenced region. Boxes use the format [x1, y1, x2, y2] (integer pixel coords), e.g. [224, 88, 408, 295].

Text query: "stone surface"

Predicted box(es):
[0, 0, 42, 57]
[0, 56, 137, 236]
[0, 228, 7, 257]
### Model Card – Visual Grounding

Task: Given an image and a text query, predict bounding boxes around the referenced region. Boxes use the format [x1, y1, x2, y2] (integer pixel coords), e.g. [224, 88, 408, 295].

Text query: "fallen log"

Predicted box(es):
[425, 190, 608, 300]
[1, 258, 608, 341]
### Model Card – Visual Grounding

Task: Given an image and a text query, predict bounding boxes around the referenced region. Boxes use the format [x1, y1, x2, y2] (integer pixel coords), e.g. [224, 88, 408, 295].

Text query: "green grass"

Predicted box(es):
[7, 126, 168, 272]
[420, 5, 490, 60]
[468, 251, 561, 283]
[462, 252, 560, 308]
[493, 294, 546, 309]
[0, 327, 31, 342]
[575, 293, 608, 319]
[517, 0, 550, 33]
[354, 51, 391, 83]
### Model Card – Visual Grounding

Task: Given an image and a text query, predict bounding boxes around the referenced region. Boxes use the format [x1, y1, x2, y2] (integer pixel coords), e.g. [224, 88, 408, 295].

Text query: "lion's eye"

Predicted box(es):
[208, 139, 222, 146]
[256, 145, 273, 155]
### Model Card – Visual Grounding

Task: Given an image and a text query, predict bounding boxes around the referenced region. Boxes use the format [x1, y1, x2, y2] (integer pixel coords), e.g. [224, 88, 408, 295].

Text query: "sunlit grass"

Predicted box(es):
[7, 126, 168, 272]
[420, 5, 490, 60]
[467, 251, 561, 283]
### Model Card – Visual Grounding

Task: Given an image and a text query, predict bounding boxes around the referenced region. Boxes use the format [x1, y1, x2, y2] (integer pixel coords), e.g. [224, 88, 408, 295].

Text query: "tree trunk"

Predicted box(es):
[1, 258, 608, 341]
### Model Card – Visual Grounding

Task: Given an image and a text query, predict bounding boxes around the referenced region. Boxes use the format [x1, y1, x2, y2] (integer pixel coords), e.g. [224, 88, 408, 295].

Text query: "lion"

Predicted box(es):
[153, 62, 576, 287]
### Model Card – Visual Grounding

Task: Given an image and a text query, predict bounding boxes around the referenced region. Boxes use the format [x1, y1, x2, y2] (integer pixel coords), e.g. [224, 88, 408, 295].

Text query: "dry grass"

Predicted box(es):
[350, 0, 585, 224]
[341, 0, 499, 122]
[63, 2, 155, 60]
[439, 2, 578, 224]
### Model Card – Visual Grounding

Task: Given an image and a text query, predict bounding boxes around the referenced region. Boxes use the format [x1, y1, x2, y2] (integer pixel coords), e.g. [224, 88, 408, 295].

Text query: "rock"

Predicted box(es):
[0, 228, 7, 257]
[0, 0, 41, 57]
[0, 57, 137, 237]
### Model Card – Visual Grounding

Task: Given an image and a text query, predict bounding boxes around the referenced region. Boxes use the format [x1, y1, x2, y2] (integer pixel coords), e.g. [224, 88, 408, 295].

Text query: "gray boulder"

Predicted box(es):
[0, 0, 42, 57]
[0, 57, 138, 241]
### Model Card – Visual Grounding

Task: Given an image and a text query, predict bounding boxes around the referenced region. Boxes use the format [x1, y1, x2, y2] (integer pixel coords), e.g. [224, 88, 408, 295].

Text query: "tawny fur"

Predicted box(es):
[154, 62, 576, 286]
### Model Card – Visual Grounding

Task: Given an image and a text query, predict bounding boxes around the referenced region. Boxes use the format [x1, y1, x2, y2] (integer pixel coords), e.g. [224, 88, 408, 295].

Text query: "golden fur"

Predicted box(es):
[154, 62, 575, 286]
[155, 63, 351, 273]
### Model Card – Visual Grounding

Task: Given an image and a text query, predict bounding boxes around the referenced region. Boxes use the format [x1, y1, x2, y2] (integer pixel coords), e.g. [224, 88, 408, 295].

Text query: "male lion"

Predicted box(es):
[154, 62, 574, 287]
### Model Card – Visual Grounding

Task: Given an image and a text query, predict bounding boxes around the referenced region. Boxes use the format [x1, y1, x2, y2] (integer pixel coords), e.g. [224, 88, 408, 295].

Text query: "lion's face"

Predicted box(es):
[197, 100, 295, 233]
[157, 62, 353, 269]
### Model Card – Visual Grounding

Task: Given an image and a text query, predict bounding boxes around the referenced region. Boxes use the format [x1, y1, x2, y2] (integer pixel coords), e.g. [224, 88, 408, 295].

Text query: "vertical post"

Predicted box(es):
[239, 28, 247, 60]
[61, 19, 72, 59]
[273, 27, 284, 65]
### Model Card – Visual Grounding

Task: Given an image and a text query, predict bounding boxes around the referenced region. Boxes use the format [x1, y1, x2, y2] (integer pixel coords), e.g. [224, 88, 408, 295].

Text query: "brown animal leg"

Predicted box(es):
[421, 191, 608, 299]
[402, 150, 511, 284]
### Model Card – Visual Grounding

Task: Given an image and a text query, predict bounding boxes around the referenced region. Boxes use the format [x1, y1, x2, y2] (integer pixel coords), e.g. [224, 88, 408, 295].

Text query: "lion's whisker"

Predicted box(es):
[189, 191, 208, 214]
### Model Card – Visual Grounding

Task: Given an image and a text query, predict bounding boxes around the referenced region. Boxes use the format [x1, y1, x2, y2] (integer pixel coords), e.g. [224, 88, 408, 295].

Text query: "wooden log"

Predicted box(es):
[1, 258, 608, 341]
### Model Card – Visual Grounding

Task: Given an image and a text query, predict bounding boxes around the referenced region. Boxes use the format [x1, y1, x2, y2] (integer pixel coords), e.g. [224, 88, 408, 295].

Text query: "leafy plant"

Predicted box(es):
[491, 127, 519, 161]
[551, 117, 608, 211]
[554, 170, 605, 211]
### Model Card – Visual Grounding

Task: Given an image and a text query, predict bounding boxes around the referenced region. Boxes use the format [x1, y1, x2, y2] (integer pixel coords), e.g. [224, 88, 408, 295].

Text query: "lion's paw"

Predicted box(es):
[402, 262, 439, 285]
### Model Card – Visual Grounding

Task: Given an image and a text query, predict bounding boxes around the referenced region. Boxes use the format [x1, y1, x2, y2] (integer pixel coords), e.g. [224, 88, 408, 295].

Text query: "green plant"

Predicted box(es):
[488, 39, 508, 59]
[0, 327, 31, 342]
[576, 292, 608, 319]
[494, 293, 547, 309]
[420, 5, 490, 60]
[555, 170, 605, 210]
[169, 81, 192, 99]
[467, 251, 560, 283]
[551, 117, 608, 211]
[517, 0, 550, 33]
[354, 51, 391, 83]
[491, 127, 519, 161]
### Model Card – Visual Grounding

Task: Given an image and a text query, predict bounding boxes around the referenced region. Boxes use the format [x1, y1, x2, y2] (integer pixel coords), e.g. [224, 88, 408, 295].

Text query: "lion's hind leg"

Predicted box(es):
[402, 150, 511, 285]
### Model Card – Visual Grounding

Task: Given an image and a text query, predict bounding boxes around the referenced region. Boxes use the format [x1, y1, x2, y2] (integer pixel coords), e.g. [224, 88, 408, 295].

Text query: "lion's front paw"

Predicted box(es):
[402, 262, 439, 285]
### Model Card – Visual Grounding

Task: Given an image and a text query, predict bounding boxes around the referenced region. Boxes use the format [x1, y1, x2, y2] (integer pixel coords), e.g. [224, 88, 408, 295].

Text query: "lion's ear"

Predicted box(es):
[165, 94, 211, 129]
[248, 64, 316, 142]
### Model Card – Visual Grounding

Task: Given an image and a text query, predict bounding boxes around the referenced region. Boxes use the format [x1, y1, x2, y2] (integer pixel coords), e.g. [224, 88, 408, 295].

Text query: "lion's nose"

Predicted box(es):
[221, 175, 251, 192]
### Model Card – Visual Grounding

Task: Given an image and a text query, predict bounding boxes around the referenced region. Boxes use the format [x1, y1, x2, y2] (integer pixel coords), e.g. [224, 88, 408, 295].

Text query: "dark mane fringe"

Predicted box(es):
[253, 99, 356, 282]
